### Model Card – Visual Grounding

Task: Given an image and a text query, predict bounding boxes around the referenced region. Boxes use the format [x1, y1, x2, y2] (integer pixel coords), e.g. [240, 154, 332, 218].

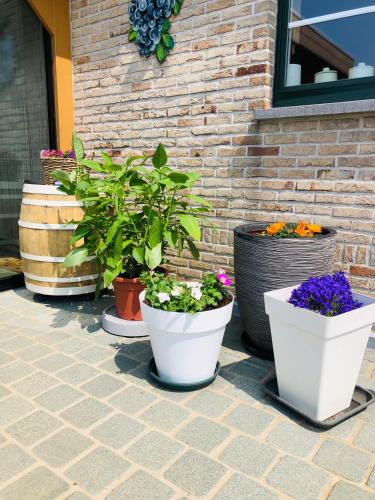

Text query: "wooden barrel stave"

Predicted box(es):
[19, 184, 97, 296]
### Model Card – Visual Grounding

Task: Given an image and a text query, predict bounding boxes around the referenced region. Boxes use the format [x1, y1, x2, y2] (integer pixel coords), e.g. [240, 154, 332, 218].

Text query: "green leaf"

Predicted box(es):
[186, 194, 213, 208]
[128, 29, 137, 42]
[103, 268, 118, 288]
[148, 217, 162, 248]
[178, 214, 201, 241]
[162, 33, 174, 49]
[152, 144, 168, 169]
[100, 151, 113, 167]
[168, 172, 189, 184]
[70, 226, 90, 245]
[63, 247, 88, 268]
[105, 221, 119, 245]
[72, 131, 84, 162]
[80, 159, 103, 172]
[155, 43, 166, 63]
[132, 247, 145, 265]
[162, 19, 171, 33]
[145, 243, 162, 270]
[164, 230, 177, 249]
[187, 239, 199, 259]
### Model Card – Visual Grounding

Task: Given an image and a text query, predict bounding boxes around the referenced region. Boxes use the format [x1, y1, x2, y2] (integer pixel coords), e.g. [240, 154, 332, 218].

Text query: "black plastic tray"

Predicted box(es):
[264, 377, 375, 429]
[149, 358, 220, 392]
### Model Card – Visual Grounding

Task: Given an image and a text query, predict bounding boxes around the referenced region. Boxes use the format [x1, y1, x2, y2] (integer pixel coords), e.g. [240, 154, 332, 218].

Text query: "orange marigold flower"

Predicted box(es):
[295, 222, 312, 237]
[306, 223, 322, 234]
[266, 222, 285, 235]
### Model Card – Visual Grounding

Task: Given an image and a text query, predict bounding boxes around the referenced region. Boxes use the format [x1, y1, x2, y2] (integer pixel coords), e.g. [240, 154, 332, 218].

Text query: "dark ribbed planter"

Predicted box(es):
[234, 223, 336, 360]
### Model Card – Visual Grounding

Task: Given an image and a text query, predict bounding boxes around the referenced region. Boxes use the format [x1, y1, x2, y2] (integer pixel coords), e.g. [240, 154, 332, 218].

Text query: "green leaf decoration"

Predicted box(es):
[179, 214, 201, 241]
[72, 131, 84, 162]
[128, 29, 137, 42]
[162, 34, 174, 49]
[155, 43, 166, 63]
[152, 144, 168, 169]
[162, 19, 171, 33]
[145, 243, 162, 270]
[63, 247, 88, 268]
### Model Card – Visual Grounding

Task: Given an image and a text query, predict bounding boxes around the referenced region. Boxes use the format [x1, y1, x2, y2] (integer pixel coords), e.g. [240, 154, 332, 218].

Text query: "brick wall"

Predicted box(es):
[69, 0, 375, 294]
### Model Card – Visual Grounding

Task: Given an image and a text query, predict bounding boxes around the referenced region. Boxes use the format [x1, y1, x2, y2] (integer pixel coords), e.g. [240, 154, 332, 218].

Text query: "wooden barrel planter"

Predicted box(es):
[18, 184, 98, 296]
[234, 223, 336, 360]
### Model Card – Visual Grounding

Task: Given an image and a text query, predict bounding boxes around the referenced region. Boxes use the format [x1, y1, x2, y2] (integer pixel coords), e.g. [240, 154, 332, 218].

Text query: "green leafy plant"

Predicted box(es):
[141, 271, 232, 313]
[53, 142, 211, 292]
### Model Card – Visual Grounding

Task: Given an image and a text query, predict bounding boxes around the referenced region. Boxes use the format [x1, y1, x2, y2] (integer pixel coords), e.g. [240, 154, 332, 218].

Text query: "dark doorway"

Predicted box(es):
[0, 0, 55, 289]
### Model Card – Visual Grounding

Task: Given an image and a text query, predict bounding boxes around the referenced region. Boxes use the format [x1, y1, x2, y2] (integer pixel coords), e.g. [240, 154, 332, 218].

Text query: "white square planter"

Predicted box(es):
[264, 285, 375, 421]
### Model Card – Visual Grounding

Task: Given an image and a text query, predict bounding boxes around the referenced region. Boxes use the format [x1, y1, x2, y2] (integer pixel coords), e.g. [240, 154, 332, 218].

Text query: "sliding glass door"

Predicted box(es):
[0, 0, 53, 286]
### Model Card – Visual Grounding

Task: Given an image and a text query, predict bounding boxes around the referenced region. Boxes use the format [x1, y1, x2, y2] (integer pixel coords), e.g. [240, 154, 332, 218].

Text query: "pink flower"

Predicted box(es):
[217, 271, 231, 287]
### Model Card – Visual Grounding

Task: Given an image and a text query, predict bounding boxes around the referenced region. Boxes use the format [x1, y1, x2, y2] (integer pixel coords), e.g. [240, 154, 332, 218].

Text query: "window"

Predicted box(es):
[273, 1, 375, 107]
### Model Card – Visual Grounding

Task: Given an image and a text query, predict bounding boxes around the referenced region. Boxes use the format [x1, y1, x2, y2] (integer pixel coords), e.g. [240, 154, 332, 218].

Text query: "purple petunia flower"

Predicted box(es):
[288, 271, 363, 317]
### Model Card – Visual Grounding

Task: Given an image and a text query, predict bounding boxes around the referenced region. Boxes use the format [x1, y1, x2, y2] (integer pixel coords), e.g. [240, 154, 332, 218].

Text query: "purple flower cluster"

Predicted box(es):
[288, 271, 363, 317]
[40, 149, 75, 159]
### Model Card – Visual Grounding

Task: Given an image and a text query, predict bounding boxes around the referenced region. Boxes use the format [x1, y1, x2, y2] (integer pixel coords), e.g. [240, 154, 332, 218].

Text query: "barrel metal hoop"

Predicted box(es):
[18, 221, 77, 230]
[25, 283, 97, 295]
[22, 199, 83, 207]
[20, 252, 96, 263]
[23, 272, 99, 283]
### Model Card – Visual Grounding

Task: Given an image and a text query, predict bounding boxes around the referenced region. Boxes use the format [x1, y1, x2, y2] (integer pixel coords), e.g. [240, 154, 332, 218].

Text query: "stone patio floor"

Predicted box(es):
[0, 287, 374, 499]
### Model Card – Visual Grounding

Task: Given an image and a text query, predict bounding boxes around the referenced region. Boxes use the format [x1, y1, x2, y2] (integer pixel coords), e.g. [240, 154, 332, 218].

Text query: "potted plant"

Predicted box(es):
[54, 142, 211, 321]
[140, 270, 233, 386]
[234, 221, 336, 360]
[40, 147, 76, 185]
[264, 272, 375, 421]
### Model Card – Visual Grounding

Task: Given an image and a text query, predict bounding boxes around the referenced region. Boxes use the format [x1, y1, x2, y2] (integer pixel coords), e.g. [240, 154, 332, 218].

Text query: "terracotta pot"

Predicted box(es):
[113, 277, 145, 321]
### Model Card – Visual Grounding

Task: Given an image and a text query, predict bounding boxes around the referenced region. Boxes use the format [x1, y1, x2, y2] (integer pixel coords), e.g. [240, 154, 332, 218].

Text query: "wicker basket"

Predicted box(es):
[40, 157, 77, 185]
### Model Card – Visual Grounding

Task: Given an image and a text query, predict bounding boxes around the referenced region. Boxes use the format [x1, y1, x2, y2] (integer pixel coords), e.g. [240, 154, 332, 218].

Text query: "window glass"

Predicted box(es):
[286, 13, 375, 86]
[290, 0, 375, 21]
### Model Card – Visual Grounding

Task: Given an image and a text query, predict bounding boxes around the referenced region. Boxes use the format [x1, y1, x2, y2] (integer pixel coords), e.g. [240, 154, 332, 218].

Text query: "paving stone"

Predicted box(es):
[33, 427, 93, 467]
[60, 397, 112, 428]
[186, 390, 233, 417]
[219, 435, 277, 477]
[35, 331, 71, 346]
[11, 371, 59, 398]
[108, 385, 156, 414]
[0, 444, 35, 482]
[65, 446, 130, 494]
[224, 403, 274, 436]
[106, 469, 175, 499]
[0, 351, 13, 367]
[267, 456, 330, 499]
[64, 493, 91, 500]
[5, 410, 62, 446]
[0, 466, 69, 500]
[223, 376, 265, 405]
[126, 431, 183, 470]
[33, 353, 75, 373]
[18, 327, 47, 338]
[214, 473, 278, 500]
[16, 344, 52, 362]
[0, 335, 34, 352]
[327, 417, 358, 440]
[99, 355, 140, 376]
[0, 360, 35, 383]
[228, 359, 270, 381]
[141, 400, 191, 431]
[328, 480, 375, 499]
[56, 363, 100, 385]
[313, 439, 373, 482]
[353, 423, 375, 453]
[76, 345, 113, 364]
[0, 328, 15, 341]
[367, 466, 375, 488]
[0, 395, 34, 426]
[90, 413, 144, 449]
[266, 421, 321, 457]
[35, 384, 84, 412]
[51, 338, 89, 356]
[176, 417, 230, 453]
[80, 373, 123, 398]
[165, 450, 226, 497]
[0, 383, 10, 399]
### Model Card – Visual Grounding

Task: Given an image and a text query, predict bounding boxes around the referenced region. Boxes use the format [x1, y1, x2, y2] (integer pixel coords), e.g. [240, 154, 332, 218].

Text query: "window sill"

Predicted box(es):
[254, 99, 375, 120]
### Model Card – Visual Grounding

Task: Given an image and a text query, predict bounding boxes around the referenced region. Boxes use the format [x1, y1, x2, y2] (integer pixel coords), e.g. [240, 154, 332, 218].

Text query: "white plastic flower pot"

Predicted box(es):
[140, 291, 233, 384]
[264, 285, 375, 421]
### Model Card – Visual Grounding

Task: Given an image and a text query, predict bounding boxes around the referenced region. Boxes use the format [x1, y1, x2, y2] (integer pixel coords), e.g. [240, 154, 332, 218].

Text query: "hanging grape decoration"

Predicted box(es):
[128, 0, 183, 63]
